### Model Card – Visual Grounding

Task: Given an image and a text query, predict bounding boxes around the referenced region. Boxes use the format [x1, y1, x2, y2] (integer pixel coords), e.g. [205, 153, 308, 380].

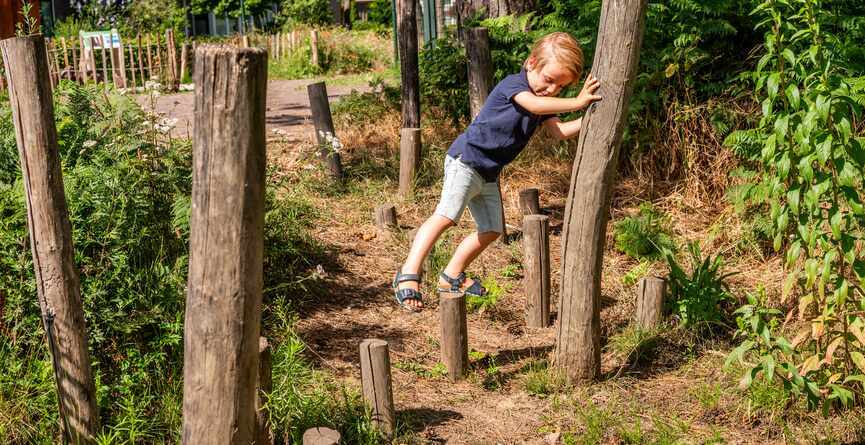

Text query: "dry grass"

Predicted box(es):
[262, 96, 865, 443]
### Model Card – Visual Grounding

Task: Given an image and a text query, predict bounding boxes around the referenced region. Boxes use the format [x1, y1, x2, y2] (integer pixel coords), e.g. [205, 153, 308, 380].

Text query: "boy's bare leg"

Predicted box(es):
[440, 231, 501, 291]
[398, 214, 455, 309]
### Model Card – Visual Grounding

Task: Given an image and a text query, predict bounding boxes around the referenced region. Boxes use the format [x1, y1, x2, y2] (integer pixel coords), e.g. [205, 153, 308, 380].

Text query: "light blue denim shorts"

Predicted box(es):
[433, 155, 504, 234]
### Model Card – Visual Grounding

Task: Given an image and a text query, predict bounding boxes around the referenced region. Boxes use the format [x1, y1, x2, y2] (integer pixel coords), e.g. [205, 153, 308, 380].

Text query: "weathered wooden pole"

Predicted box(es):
[398, 127, 421, 197]
[635, 277, 666, 329]
[127, 44, 137, 88]
[397, 0, 420, 128]
[107, 36, 119, 88]
[180, 42, 189, 83]
[524, 215, 551, 328]
[255, 337, 274, 445]
[0, 35, 100, 445]
[439, 291, 468, 381]
[435, 0, 445, 38]
[183, 44, 268, 444]
[145, 34, 154, 80]
[519, 188, 541, 215]
[310, 30, 320, 67]
[375, 205, 398, 229]
[555, 0, 649, 383]
[303, 428, 341, 445]
[359, 339, 396, 437]
[307, 81, 343, 179]
[465, 27, 493, 119]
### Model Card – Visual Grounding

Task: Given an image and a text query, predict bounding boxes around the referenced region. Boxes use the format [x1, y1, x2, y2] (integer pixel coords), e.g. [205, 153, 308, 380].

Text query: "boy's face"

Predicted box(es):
[526, 58, 574, 97]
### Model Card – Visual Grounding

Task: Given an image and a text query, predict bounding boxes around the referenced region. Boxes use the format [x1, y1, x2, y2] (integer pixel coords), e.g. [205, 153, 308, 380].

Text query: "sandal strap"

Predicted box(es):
[396, 272, 422, 284]
[439, 271, 466, 291]
[465, 280, 485, 296]
[395, 288, 423, 303]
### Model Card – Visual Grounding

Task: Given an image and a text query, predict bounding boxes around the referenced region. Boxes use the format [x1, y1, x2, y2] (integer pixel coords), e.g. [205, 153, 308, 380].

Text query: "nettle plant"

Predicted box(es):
[725, 0, 865, 409]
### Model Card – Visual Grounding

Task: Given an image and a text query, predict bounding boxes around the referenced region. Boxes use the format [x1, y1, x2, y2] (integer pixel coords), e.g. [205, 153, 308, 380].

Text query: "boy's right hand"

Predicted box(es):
[575, 74, 602, 110]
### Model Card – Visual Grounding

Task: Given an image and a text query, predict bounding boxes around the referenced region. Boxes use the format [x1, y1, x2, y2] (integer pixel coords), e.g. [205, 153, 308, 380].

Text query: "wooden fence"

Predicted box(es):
[0, 29, 320, 94]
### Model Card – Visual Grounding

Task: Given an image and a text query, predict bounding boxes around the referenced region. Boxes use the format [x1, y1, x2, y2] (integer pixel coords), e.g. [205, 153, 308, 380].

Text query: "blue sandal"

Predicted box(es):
[438, 271, 486, 297]
[393, 269, 423, 312]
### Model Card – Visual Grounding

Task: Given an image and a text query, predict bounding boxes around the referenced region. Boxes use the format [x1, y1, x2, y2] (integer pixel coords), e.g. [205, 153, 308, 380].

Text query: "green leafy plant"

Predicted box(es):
[724, 0, 865, 410]
[614, 203, 677, 260]
[419, 36, 470, 123]
[664, 242, 735, 330]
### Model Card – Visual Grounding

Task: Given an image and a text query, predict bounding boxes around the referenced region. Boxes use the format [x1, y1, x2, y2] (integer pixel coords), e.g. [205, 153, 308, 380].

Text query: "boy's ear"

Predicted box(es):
[525, 56, 536, 71]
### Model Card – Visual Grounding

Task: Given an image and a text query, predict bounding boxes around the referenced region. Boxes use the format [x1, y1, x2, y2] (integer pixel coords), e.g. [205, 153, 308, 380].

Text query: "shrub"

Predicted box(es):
[664, 241, 735, 331]
[613, 203, 676, 260]
[419, 36, 469, 123]
[279, 0, 333, 26]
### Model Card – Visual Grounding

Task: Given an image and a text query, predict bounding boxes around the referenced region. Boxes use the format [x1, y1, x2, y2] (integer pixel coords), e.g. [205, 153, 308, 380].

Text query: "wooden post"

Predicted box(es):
[107, 36, 120, 89]
[397, 0, 421, 128]
[154, 33, 163, 82]
[635, 277, 666, 329]
[146, 34, 154, 80]
[307, 81, 343, 179]
[466, 27, 493, 119]
[440, 291, 468, 381]
[72, 40, 81, 83]
[359, 339, 396, 437]
[398, 127, 421, 197]
[180, 42, 189, 83]
[137, 34, 146, 83]
[165, 29, 178, 90]
[50, 40, 61, 86]
[114, 30, 127, 88]
[60, 37, 70, 78]
[523, 215, 551, 328]
[310, 30, 319, 67]
[519, 188, 541, 215]
[0, 35, 100, 445]
[255, 337, 274, 445]
[183, 44, 268, 444]
[127, 44, 137, 88]
[99, 36, 109, 90]
[435, 0, 445, 38]
[303, 428, 341, 445]
[555, 0, 649, 383]
[375, 205, 398, 229]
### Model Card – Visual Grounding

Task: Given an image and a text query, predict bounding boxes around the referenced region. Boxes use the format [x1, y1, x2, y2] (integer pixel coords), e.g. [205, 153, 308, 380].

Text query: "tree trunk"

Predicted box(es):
[398, 0, 421, 128]
[554, 0, 648, 383]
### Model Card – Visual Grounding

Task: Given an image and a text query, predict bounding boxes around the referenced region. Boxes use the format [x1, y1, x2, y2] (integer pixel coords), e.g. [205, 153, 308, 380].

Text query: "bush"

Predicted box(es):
[279, 0, 332, 26]
[419, 37, 469, 123]
[664, 242, 735, 331]
[613, 203, 676, 260]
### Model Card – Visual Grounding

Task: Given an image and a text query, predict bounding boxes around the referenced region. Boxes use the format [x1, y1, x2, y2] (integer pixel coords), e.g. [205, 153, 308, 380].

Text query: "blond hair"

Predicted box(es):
[524, 32, 584, 84]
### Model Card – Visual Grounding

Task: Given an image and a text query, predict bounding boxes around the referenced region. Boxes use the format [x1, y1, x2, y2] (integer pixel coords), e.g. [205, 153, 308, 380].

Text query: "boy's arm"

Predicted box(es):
[513, 74, 601, 115]
[543, 117, 583, 140]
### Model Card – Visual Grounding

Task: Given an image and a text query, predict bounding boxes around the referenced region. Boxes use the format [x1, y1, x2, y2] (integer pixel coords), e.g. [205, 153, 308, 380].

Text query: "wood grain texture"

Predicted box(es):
[183, 44, 267, 444]
[518, 188, 541, 215]
[360, 339, 395, 437]
[307, 81, 343, 179]
[555, 0, 649, 383]
[397, 0, 420, 127]
[0, 35, 100, 444]
[439, 291, 468, 381]
[398, 127, 421, 197]
[635, 277, 666, 329]
[466, 27, 493, 119]
[524, 215, 551, 328]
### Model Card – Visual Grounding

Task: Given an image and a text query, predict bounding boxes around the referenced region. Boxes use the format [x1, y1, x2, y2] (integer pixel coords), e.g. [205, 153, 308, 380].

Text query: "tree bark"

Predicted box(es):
[465, 27, 493, 120]
[359, 339, 396, 437]
[524, 215, 550, 328]
[398, 0, 421, 128]
[0, 35, 100, 444]
[554, 0, 648, 383]
[398, 127, 421, 197]
[183, 44, 267, 444]
[635, 277, 666, 329]
[439, 291, 468, 381]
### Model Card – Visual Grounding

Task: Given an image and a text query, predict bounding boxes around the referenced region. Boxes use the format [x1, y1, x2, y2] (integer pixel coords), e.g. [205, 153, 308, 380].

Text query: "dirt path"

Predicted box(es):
[138, 78, 370, 143]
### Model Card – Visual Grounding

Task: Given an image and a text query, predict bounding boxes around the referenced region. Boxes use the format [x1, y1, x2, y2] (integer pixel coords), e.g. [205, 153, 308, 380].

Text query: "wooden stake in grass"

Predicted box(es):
[466, 27, 493, 119]
[440, 291, 469, 381]
[0, 34, 100, 445]
[302, 428, 341, 445]
[99, 36, 109, 90]
[183, 44, 267, 444]
[359, 339, 396, 437]
[519, 188, 541, 215]
[310, 29, 319, 67]
[137, 34, 146, 85]
[635, 277, 666, 329]
[60, 37, 70, 78]
[397, 0, 420, 128]
[255, 337, 274, 445]
[524, 214, 551, 328]
[375, 205, 398, 229]
[307, 81, 343, 179]
[555, 0, 649, 383]
[127, 43, 137, 88]
[398, 127, 421, 197]
[145, 34, 154, 80]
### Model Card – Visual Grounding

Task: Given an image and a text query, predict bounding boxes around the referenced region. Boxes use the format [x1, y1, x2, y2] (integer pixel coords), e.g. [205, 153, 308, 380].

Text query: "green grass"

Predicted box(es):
[522, 359, 571, 398]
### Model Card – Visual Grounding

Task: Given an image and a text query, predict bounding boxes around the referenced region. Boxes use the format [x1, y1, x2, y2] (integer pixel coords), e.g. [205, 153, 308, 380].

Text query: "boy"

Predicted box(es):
[393, 32, 601, 311]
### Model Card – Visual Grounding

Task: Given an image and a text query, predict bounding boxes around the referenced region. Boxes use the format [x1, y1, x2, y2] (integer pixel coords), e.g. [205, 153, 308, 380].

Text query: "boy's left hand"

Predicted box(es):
[575, 74, 602, 110]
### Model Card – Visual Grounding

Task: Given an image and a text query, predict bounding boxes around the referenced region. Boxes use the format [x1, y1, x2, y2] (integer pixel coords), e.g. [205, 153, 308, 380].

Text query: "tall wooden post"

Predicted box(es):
[359, 339, 396, 437]
[466, 27, 493, 119]
[310, 30, 319, 67]
[0, 35, 100, 445]
[435, 0, 445, 38]
[440, 291, 468, 381]
[307, 81, 343, 179]
[398, 127, 421, 197]
[555, 0, 649, 383]
[183, 44, 268, 444]
[127, 44, 137, 88]
[519, 188, 541, 215]
[398, 0, 421, 128]
[523, 215, 551, 328]
[137, 34, 146, 84]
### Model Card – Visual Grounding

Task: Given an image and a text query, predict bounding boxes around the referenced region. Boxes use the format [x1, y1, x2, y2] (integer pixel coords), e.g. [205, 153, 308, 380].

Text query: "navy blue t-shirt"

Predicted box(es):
[447, 69, 555, 182]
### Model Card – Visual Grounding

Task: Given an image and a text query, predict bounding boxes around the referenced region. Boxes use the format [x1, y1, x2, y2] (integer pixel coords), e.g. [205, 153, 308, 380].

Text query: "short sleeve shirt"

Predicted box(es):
[447, 69, 555, 182]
